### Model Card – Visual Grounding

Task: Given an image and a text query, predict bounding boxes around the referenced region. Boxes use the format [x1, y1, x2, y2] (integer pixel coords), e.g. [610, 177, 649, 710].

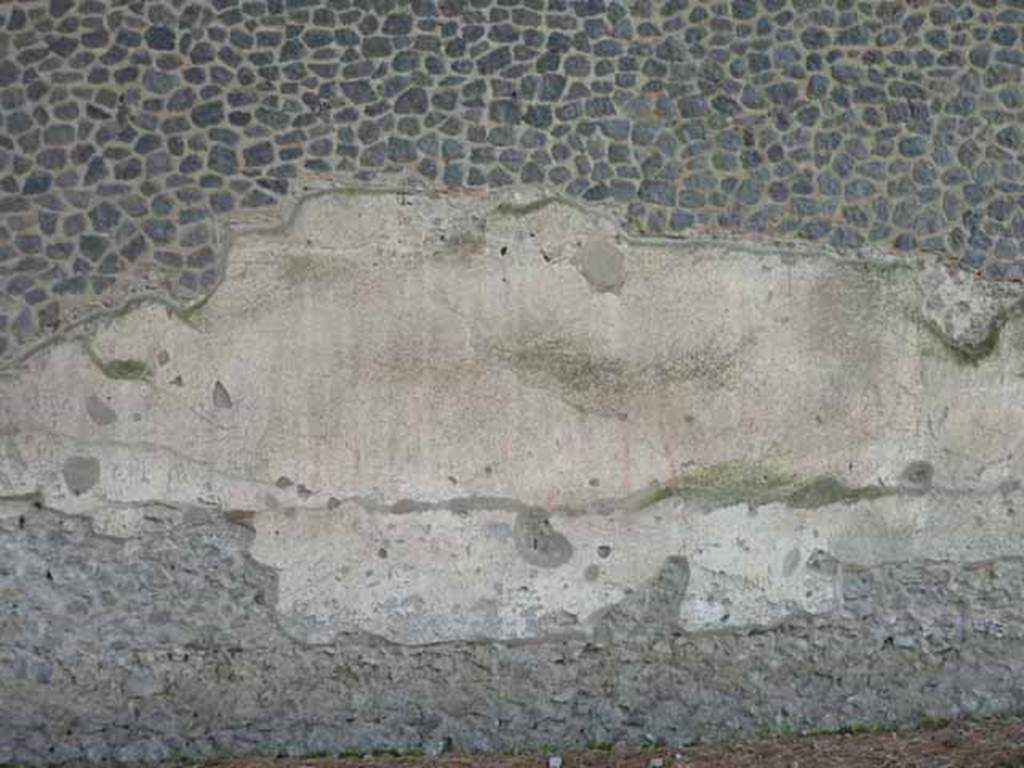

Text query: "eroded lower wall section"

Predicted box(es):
[3, 189, 1024, 762]
[3, 500, 1024, 763]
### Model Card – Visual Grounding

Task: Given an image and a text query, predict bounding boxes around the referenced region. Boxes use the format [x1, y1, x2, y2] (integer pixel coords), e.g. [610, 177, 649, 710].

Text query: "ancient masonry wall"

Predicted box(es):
[2, 0, 1024, 763]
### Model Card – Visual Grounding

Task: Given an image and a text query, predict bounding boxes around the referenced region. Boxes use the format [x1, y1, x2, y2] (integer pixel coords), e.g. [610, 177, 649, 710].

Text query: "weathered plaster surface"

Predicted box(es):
[3, 189, 1024, 761]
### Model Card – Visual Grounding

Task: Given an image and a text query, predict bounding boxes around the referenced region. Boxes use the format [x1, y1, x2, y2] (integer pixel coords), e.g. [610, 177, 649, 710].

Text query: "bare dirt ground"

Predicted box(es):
[95, 716, 1024, 768]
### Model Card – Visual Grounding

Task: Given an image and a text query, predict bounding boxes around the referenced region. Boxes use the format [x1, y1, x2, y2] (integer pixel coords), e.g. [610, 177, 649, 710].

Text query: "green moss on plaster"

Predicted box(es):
[784, 475, 887, 509]
[441, 228, 486, 255]
[493, 197, 560, 217]
[175, 292, 214, 325]
[87, 345, 151, 382]
[640, 462, 893, 511]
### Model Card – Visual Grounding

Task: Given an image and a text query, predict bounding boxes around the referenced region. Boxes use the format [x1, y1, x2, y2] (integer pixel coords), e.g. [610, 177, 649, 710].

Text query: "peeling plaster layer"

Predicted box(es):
[3, 189, 1024, 643]
[252, 489, 1024, 645]
[3, 189, 1024, 758]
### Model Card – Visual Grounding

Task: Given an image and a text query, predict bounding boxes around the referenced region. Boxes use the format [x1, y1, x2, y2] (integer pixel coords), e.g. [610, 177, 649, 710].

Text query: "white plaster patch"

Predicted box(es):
[3, 189, 1024, 643]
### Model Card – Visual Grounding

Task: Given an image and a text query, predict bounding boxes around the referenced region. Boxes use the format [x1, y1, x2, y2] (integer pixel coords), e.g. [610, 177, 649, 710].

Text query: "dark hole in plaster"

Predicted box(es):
[62, 455, 100, 496]
[85, 394, 117, 426]
[213, 380, 233, 409]
[577, 236, 626, 294]
[901, 460, 934, 487]
[514, 510, 573, 567]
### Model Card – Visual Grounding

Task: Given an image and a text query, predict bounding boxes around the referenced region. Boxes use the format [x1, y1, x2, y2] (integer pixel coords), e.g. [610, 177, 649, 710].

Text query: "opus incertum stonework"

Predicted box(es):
[5, 0, 1024, 764]
[0, 0, 1022, 364]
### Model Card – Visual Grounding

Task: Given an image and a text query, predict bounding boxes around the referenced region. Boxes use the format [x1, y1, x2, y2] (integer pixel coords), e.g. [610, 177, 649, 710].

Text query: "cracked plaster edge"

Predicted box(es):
[1, 183, 1015, 374]
[4, 409, 1018, 524]
[6, 489, 1020, 651]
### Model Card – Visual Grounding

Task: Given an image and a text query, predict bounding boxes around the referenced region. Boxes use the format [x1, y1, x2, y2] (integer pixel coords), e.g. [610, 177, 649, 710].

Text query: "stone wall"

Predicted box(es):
[1, 0, 1023, 363]
[2, 0, 1024, 763]
[4, 188, 1024, 762]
